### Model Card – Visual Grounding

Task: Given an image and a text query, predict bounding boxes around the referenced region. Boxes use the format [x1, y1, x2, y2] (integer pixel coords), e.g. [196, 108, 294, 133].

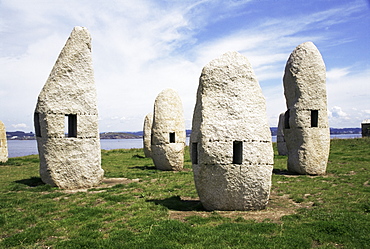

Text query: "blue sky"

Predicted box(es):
[0, 0, 369, 132]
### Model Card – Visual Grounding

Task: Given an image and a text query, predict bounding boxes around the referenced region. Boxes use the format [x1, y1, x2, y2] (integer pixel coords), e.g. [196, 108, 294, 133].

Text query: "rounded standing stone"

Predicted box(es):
[190, 51, 274, 211]
[151, 89, 186, 171]
[283, 41, 330, 175]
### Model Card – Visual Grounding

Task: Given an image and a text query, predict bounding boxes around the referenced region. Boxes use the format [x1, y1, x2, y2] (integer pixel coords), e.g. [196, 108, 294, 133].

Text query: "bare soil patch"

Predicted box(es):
[168, 191, 313, 223]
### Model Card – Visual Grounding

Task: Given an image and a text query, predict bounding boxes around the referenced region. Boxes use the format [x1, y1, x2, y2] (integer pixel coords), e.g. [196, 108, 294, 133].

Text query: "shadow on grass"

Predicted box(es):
[273, 169, 300, 176]
[147, 195, 205, 211]
[130, 165, 157, 170]
[15, 177, 45, 187]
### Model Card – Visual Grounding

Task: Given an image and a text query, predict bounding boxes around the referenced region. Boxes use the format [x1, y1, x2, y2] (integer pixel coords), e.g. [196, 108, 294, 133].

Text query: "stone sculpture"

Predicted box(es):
[0, 121, 8, 163]
[361, 119, 370, 137]
[151, 89, 186, 171]
[277, 112, 288, 156]
[34, 26, 104, 189]
[190, 51, 274, 211]
[143, 113, 153, 158]
[283, 41, 330, 175]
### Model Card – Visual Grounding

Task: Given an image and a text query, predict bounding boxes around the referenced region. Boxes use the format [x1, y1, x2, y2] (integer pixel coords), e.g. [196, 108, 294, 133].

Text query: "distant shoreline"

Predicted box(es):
[6, 128, 362, 140]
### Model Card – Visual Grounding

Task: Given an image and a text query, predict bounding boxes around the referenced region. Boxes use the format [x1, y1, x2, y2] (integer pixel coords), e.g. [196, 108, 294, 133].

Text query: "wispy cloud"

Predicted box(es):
[0, 0, 368, 131]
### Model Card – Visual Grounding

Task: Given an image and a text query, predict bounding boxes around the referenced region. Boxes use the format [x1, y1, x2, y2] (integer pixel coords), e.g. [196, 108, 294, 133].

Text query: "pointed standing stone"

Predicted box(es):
[277, 112, 288, 156]
[34, 26, 104, 189]
[151, 89, 186, 171]
[190, 51, 274, 211]
[0, 121, 8, 163]
[143, 113, 153, 158]
[283, 42, 330, 175]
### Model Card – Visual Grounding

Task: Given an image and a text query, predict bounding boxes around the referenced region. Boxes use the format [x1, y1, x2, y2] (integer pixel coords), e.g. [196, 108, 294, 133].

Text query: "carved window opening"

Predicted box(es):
[192, 142, 198, 164]
[65, 114, 77, 138]
[311, 110, 318, 127]
[233, 141, 243, 164]
[169, 132, 175, 143]
[284, 109, 290, 129]
[34, 113, 41, 137]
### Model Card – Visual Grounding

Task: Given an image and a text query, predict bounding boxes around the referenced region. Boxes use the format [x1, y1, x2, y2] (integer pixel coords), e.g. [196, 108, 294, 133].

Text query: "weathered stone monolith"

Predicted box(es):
[34, 26, 104, 189]
[143, 113, 153, 158]
[190, 51, 274, 211]
[151, 89, 186, 171]
[361, 119, 370, 137]
[0, 121, 8, 163]
[283, 41, 330, 175]
[277, 112, 288, 156]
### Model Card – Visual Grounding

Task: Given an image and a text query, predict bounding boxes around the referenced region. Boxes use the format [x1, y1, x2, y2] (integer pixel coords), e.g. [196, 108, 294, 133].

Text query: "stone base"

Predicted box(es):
[193, 163, 273, 211]
[38, 137, 104, 189]
[151, 143, 184, 171]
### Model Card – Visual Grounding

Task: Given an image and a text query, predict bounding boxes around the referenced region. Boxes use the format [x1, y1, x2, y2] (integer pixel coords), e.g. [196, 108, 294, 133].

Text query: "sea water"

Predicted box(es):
[6, 134, 362, 158]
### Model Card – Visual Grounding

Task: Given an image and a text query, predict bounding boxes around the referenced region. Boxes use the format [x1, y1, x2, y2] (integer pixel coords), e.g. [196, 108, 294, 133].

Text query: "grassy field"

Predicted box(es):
[0, 138, 369, 248]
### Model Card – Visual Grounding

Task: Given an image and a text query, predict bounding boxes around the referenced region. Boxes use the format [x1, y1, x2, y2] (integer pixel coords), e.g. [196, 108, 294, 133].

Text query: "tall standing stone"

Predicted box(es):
[277, 112, 288, 156]
[283, 41, 330, 175]
[151, 89, 186, 171]
[0, 121, 8, 163]
[143, 113, 153, 158]
[34, 26, 104, 189]
[190, 51, 274, 211]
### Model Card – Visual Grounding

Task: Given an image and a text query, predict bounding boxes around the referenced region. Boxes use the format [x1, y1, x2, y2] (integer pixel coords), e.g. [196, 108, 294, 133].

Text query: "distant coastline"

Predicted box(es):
[6, 128, 362, 140]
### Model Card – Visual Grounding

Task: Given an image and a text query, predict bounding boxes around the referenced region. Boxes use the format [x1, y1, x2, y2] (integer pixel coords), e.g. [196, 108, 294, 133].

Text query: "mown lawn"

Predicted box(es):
[0, 138, 369, 248]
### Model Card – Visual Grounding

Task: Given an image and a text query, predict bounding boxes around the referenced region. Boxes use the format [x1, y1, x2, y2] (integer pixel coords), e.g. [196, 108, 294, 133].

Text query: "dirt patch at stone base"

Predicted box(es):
[168, 192, 313, 223]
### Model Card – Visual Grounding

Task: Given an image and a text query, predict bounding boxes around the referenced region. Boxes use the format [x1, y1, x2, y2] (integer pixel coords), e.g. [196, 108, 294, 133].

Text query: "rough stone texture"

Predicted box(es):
[277, 112, 288, 156]
[34, 26, 104, 189]
[0, 121, 8, 163]
[283, 41, 330, 175]
[151, 89, 186, 171]
[190, 51, 274, 211]
[361, 119, 370, 137]
[143, 113, 153, 158]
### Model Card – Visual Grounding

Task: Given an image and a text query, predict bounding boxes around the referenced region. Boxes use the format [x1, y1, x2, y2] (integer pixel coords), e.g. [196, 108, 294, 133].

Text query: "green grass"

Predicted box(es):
[0, 138, 369, 248]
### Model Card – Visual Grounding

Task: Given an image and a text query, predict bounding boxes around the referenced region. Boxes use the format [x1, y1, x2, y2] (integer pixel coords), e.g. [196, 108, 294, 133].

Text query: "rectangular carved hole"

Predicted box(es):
[311, 110, 318, 127]
[34, 113, 41, 137]
[169, 132, 175, 143]
[233, 141, 243, 164]
[284, 109, 290, 129]
[192, 142, 198, 164]
[65, 114, 77, 138]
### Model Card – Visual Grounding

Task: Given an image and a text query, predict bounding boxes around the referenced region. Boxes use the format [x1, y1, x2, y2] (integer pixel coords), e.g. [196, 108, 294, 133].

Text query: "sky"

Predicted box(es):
[0, 0, 369, 132]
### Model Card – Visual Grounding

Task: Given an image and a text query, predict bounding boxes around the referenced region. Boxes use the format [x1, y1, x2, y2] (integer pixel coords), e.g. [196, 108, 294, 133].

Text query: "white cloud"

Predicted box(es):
[326, 68, 351, 80]
[11, 123, 27, 129]
[0, 0, 368, 132]
[329, 106, 349, 118]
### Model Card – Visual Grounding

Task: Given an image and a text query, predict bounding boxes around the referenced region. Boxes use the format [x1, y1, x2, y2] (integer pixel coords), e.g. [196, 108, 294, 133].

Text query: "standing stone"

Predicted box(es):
[361, 119, 370, 137]
[0, 121, 8, 163]
[143, 113, 153, 158]
[34, 26, 104, 189]
[283, 41, 330, 175]
[151, 89, 186, 171]
[277, 112, 288, 156]
[190, 51, 274, 211]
